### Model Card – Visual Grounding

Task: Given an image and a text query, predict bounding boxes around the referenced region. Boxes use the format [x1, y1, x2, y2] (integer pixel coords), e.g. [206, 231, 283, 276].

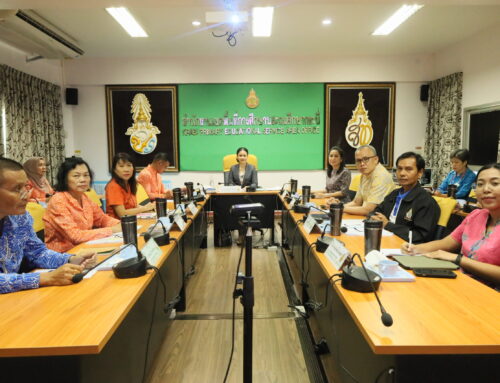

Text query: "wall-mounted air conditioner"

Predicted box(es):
[0, 9, 84, 59]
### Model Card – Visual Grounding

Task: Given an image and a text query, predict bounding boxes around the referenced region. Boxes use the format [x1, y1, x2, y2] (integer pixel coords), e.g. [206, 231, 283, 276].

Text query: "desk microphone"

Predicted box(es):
[316, 223, 348, 253]
[144, 218, 170, 246]
[71, 244, 130, 283]
[342, 253, 393, 327]
[279, 181, 291, 193]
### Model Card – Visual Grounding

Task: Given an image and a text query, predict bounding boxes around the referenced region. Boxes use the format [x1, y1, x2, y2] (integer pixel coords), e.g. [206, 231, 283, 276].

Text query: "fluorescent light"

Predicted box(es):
[372, 4, 423, 35]
[252, 7, 274, 37]
[106, 7, 148, 37]
[322, 18, 332, 26]
[192, 20, 201, 27]
[231, 14, 240, 24]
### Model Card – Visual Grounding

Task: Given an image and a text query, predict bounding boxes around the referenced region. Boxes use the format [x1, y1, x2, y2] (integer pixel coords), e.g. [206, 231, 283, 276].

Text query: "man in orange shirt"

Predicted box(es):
[137, 153, 173, 200]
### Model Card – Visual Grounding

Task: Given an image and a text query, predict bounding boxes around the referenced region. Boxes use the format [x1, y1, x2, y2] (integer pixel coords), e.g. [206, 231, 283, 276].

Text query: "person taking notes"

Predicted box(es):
[402, 164, 500, 289]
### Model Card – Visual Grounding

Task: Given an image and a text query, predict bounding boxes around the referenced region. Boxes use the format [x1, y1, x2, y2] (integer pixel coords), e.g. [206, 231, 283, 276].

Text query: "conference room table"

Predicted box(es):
[280, 196, 500, 383]
[0, 199, 208, 383]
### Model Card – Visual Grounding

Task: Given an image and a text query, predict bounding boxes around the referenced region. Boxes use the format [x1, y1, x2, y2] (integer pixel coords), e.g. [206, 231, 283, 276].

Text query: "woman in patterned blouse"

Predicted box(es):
[44, 157, 121, 252]
[402, 163, 500, 289]
[314, 146, 351, 203]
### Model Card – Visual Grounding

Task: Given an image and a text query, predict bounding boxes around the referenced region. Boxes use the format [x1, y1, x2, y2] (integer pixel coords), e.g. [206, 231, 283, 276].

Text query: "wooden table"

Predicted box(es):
[281, 197, 500, 383]
[0, 199, 208, 383]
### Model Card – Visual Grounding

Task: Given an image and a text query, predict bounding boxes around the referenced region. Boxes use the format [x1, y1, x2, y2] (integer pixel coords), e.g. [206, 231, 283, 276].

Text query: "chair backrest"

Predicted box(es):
[223, 154, 258, 172]
[85, 188, 102, 207]
[349, 174, 361, 192]
[433, 196, 457, 227]
[26, 202, 46, 234]
[136, 183, 150, 204]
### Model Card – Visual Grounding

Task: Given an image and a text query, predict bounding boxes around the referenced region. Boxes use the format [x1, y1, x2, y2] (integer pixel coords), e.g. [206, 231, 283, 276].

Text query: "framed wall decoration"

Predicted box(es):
[325, 83, 396, 169]
[105, 84, 179, 171]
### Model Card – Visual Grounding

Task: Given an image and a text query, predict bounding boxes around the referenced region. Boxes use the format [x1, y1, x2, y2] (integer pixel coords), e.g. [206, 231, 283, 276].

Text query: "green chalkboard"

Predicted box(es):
[178, 83, 324, 171]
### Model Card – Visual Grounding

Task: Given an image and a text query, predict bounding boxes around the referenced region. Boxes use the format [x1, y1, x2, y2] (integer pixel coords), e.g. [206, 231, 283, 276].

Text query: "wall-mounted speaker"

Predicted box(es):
[420, 84, 429, 102]
[65, 88, 78, 105]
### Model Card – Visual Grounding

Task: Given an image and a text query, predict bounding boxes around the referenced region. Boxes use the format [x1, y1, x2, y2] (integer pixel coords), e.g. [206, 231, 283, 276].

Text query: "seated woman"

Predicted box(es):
[402, 163, 500, 289]
[105, 152, 155, 219]
[44, 157, 121, 252]
[227, 147, 258, 190]
[313, 146, 351, 203]
[434, 148, 476, 199]
[23, 157, 54, 203]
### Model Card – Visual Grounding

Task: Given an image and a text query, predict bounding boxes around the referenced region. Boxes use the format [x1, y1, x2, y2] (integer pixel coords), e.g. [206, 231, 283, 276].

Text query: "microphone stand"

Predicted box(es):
[234, 210, 260, 383]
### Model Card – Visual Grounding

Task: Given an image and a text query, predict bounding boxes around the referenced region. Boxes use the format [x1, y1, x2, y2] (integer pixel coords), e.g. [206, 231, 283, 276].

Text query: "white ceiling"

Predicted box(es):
[2, 0, 500, 58]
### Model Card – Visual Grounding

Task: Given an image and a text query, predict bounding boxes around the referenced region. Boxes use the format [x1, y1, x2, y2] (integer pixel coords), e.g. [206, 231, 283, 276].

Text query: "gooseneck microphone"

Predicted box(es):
[144, 218, 170, 246]
[345, 253, 393, 327]
[71, 243, 135, 283]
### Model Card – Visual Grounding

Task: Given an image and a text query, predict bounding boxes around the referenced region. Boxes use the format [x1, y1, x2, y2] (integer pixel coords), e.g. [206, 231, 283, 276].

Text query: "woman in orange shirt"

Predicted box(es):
[44, 157, 121, 252]
[105, 153, 155, 219]
[23, 157, 54, 203]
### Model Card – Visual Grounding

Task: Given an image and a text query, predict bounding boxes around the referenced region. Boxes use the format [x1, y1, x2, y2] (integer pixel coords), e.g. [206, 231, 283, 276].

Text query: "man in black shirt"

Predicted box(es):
[370, 152, 440, 243]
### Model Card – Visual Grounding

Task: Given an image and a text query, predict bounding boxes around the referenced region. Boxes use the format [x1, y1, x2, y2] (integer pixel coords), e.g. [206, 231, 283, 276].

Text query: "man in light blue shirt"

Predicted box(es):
[0, 158, 95, 294]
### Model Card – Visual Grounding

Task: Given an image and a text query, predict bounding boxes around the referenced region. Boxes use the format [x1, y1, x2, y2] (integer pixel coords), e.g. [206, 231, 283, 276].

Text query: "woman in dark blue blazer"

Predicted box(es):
[228, 147, 258, 190]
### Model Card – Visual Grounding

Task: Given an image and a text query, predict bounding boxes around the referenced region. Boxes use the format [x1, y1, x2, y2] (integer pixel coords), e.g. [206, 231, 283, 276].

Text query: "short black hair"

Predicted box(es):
[396, 152, 426, 171]
[450, 148, 470, 163]
[110, 152, 137, 194]
[153, 152, 169, 162]
[0, 157, 24, 186]
[55, 157, 94, 192]
[476, 163, 500, 182]
[327, 146, 346, 177]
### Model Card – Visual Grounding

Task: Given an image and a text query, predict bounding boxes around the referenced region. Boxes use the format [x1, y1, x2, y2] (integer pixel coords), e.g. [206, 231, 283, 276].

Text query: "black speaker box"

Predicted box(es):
[420, 84, 429, 102]
[65, 88, 78, 105]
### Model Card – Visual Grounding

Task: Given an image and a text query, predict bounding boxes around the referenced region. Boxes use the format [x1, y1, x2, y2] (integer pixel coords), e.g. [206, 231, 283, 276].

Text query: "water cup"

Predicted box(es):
[302, 185, 311, 204]
[329, 203, 343, 236]
[378, 259, 399, 276]
[364, 219, 383, 254]
[121, 215, 137, 246]
[155, 198, 167, 218]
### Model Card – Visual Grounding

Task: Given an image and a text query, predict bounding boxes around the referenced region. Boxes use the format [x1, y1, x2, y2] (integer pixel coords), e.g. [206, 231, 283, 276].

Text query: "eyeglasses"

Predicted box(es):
[355, 156, 376, 165]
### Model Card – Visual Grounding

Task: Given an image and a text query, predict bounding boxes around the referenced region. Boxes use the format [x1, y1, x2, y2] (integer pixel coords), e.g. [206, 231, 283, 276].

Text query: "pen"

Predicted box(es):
[409, 231, 413, 248]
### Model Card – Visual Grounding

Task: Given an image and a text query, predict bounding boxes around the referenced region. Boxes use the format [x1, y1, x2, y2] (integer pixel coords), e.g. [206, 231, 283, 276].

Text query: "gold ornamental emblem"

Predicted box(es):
[345, 92, 374, 148]
[245, 88, 259, 109]
[125, 93, 161, 155]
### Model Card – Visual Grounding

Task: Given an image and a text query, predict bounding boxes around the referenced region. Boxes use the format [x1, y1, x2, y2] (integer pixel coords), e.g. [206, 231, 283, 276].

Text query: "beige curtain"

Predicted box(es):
[0, 64, 65, 183]
[424, 72, 463, 186]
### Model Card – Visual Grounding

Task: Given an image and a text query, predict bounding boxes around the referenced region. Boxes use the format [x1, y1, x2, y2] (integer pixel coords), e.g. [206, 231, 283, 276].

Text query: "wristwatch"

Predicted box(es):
[454, 254, 463, 266]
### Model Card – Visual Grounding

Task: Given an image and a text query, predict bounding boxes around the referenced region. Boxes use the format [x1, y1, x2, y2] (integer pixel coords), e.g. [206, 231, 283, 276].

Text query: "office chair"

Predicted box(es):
[432, 196, 458, 239]
[348, 173, 361, 200]
[222, 154, 258, 186]
[136, 183, 150, 204]
[26, 201, 46, 241]
[85, 188, 104, 211]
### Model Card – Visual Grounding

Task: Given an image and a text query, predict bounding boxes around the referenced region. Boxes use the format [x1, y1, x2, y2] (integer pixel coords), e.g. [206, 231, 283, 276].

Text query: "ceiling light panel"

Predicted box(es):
[106, 7, 148, 37]
[252, 7, 274, 37]
[372, 4, 423, 36]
